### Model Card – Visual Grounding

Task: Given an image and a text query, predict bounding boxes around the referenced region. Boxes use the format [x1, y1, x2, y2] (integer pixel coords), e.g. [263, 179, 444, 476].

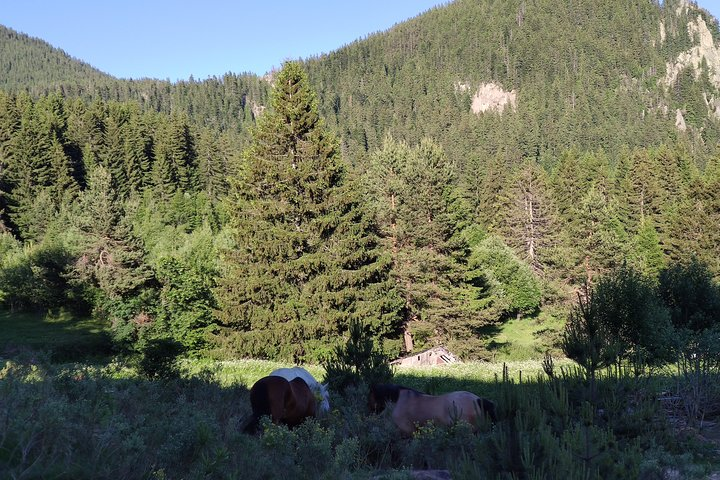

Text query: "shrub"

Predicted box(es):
[658, 258, 720, 333]
[575, 264, 674, 368]
[322, 319, 393, 393]
[136, 336, 185, 380]
[561, 284, 621, 392]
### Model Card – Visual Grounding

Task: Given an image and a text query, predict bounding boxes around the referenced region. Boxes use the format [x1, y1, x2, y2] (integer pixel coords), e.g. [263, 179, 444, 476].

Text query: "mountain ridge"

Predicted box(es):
[0, 25, 112, 90]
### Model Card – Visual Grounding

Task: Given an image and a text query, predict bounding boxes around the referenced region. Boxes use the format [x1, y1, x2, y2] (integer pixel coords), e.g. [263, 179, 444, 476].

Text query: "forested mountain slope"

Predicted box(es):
[305, 0, 720, 164]
[0, 25, 270, 137]
[0, 26, 112, 90]
[3, 0, 720, 161]
[1, 0, 720, 361]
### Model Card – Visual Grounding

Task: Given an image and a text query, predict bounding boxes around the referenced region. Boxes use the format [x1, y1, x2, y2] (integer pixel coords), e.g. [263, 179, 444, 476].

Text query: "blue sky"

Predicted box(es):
[1, 1, 446, 81]
[2, 0, 720, 82]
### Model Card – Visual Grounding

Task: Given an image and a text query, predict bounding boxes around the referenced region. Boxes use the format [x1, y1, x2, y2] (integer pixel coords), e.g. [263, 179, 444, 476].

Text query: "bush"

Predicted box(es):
[589, 264, 673, 367]
[561, 284, 621, 389]
[658, 258, 720, 333]
[136, 336, 185, 380]
[322, 319, 393, 393]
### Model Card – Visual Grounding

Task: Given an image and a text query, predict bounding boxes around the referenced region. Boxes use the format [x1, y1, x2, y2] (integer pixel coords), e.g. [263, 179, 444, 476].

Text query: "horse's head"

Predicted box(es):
[368, 385, 382, 413]
[477, 397, 498, 424]
[368, 384, 407, 413]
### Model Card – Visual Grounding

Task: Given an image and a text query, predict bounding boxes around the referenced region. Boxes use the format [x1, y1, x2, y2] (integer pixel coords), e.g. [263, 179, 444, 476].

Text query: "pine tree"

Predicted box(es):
[630, 218, 665, 279]
[6, 94, 52, 240]
[70, 165, 157, 344]
[0, 91, 20, 231]
[367, 136, 485, 356]
[196, 127, 229, 201]
[215, 62, 402, 362]
[494, 159, 560, 276]
[667, 176, 720, 276]
[575, 186, 627, 283]
[123, 112, 152, 194]
[100, 110, 128, 197]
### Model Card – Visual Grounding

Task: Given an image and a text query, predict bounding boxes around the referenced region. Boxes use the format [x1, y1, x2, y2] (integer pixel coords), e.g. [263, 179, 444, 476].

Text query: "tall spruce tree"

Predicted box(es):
[215, 62, 402, 362]
[367, 137, 484, 356]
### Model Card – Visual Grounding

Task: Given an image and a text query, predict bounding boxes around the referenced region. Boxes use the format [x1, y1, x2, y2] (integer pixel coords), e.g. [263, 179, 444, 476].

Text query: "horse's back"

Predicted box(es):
[443, 391, 497, 428]
[270, 366, 330, 414]
[246, 375, 316, 430]
[270, 367, 317, 387]
[391, 389, 495, 436]
[287, 377, 316, 423]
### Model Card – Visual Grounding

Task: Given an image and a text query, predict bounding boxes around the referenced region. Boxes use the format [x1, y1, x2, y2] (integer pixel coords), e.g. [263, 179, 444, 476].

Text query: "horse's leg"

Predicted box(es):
[392, 407, 416, 437]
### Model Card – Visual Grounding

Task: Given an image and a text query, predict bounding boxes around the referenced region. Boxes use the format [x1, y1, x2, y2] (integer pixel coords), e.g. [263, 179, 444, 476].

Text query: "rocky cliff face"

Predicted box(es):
[663, 5, 720, 121]
[456, 81, 517, 115]
[664, 14, 720, 90]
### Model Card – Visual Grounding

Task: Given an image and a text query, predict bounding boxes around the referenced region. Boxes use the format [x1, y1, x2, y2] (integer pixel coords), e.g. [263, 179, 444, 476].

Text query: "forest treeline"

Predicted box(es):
[0, 0, 720, 361]
[1, 62, 719, 361]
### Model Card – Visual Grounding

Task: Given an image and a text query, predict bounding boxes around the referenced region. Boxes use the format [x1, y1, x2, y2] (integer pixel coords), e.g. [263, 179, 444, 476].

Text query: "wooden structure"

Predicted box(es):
[390, 346, 458, 367]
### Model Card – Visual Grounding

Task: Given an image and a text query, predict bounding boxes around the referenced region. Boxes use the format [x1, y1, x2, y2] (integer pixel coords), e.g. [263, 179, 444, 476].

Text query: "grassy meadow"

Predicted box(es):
[1, 312, 719, 479]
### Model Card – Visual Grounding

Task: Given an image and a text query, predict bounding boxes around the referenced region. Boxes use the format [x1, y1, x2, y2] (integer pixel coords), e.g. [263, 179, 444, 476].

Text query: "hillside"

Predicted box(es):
[0, 25, 270, 136]
[305, 0, 720, 164]
[0, 0, 719, 362]
[2, 1, 720, 160]
[0, 25, 112, 90]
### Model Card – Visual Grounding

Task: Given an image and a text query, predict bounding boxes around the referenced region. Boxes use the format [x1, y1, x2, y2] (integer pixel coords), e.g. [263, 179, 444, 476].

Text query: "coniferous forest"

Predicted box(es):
[0, 0, 720, 363]
[4, 0, 720, 478]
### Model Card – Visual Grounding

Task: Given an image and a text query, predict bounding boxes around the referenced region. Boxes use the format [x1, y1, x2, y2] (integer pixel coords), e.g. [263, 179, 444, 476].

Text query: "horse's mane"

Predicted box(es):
[370, 383, 424, 410]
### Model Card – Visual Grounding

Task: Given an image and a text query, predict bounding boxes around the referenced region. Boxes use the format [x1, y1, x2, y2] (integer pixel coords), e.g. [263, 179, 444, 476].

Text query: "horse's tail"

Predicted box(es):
[476, 397, 498, 423]
[250, 377, 273, 417]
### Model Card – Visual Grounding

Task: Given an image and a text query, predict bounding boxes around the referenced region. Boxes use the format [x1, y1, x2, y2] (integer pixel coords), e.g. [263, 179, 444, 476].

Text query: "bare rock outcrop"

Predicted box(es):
[459, 82, 516, 114]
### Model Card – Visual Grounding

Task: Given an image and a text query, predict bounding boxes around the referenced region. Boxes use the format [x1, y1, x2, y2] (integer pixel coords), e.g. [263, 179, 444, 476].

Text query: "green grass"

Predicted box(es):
[485, 311, 565, 361]
[0, 309, 112, 360]
[1, 355, 716, 479]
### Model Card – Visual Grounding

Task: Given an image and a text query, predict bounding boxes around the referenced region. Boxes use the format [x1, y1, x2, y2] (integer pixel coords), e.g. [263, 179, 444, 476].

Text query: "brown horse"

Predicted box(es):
[369, 383, 496, 437]
[243, 375, 317, 434]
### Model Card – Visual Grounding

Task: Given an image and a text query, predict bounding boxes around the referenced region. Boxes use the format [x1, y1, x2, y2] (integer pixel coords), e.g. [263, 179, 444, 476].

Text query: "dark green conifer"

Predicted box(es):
[215, 62, 402, 362]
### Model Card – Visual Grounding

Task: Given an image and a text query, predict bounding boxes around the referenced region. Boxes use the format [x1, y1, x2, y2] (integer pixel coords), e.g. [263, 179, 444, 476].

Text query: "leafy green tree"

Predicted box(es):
[562, 284, 621, 395]
[0, 91, 19, 231]
[215, 62, 402, 362]
[629, 219, 665, 279]
[658, 259, 720, 333]
[196, 127, 230, 202]
[321, 318, 393, 393]
[153, 114, 196, 194]
[468, 234, 542, 320]
[667, 175, 720, 276]
[99, 109, 128, 197]
[5, 94, 53, 240]
[156, 255, 216, 352]
[574, 186, 627, 284]
[367, 136, 482, 356]
[590, 264, 673, 366]
[123, 110, 153, 194]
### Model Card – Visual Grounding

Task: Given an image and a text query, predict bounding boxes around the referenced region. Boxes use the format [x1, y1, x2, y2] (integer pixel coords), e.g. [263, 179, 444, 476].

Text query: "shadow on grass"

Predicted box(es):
[0, 350, 254, 479]
[2, 348, 719, 479]
[0, 309, 114, 362]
